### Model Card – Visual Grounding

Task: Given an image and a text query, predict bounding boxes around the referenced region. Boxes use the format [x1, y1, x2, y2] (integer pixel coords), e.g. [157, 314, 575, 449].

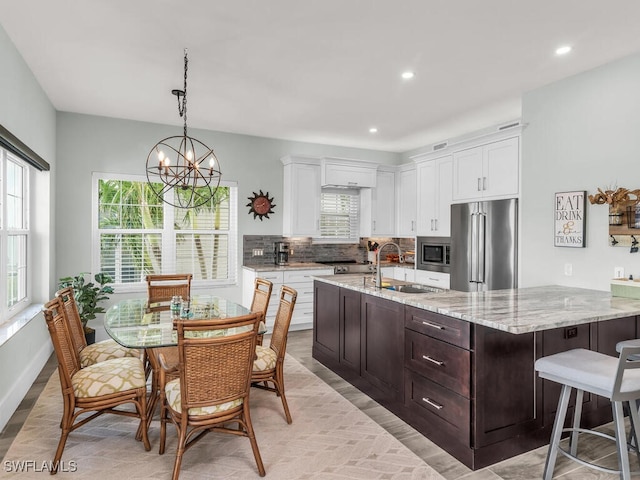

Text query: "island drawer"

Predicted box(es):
[405, 305, 471, 349]
[405, 329, 470, 397]
[405, 369, 470, 442]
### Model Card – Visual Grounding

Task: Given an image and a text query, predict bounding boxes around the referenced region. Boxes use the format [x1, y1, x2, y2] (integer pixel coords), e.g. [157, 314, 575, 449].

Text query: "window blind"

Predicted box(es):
[319, 188, 359, 242]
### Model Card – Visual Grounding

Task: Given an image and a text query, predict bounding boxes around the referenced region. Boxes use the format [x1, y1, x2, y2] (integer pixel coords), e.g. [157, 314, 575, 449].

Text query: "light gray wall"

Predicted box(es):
[520, 53, 640, 290]
[56, 112, 400, 318]
[0, 25, 56, 432]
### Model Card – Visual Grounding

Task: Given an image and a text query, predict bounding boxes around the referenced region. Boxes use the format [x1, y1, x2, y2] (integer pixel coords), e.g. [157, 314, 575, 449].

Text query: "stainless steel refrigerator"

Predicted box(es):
[450, 198, 517, 292]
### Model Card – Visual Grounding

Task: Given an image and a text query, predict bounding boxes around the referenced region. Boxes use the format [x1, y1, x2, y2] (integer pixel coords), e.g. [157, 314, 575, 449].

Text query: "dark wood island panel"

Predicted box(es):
[312, 280, 639, 470]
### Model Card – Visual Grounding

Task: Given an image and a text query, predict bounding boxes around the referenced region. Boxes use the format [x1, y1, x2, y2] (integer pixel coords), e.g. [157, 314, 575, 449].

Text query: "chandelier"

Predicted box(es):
[146, 49, 222, 209]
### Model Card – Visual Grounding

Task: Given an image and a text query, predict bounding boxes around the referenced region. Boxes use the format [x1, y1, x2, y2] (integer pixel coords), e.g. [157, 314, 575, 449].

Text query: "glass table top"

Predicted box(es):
[104, 295, 254, 348]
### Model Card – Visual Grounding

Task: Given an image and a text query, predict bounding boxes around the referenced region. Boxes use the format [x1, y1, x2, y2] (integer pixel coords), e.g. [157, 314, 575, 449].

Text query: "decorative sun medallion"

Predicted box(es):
[246, 190, 275, 220]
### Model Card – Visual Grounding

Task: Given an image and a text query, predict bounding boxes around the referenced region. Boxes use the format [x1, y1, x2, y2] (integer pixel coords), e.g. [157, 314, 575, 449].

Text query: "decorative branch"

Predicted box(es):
[588, 187, 640, 207]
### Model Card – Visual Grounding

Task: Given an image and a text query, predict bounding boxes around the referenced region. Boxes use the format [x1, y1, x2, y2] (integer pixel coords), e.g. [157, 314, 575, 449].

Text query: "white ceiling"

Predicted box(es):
[3, 1, 640, 152]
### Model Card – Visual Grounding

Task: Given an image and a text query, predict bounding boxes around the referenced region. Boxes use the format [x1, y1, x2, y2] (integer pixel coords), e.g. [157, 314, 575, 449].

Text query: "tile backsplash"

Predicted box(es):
[243, 235, 415, 266]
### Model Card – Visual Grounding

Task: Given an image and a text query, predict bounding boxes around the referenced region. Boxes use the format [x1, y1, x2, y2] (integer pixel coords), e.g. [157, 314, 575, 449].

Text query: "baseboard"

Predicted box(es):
[0, 339, 53, 432]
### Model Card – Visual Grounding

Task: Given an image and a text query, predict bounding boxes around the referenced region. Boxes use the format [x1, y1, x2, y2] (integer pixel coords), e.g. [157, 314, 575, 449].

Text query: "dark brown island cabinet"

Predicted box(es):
[312, 280, 639, 470]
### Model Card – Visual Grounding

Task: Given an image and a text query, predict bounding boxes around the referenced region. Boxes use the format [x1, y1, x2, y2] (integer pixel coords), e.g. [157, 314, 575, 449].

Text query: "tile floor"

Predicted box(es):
[1, 329, 634, 479]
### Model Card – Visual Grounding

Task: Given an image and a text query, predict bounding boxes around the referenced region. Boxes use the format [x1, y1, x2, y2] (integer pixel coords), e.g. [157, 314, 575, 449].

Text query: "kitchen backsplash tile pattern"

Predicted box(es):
[243, 235, 415, 266]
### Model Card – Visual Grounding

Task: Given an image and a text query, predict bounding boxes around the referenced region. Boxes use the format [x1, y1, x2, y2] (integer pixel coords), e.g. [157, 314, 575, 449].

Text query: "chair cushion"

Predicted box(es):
[535, 348, 640, 398]
[253, 345, 277, 372]
[80, 339, 140, 368]
[71, 357, 146, 398]
[164, 378, 243, 416]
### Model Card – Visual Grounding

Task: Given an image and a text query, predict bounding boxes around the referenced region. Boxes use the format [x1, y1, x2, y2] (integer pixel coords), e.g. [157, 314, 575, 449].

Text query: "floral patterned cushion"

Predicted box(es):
[79, 339, 140, 368]
[71, 357, 146, 398]
[164, 378, 243, 416]
[253, 345, 276, 372]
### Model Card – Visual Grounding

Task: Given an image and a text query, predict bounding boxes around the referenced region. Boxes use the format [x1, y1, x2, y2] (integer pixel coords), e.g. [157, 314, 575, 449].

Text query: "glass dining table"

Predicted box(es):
[104, 294, 257, 348]
[104, 294, 263, 437]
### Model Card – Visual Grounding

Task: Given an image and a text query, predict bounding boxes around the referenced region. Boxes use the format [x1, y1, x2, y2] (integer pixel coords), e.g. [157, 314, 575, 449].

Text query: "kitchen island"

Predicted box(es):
[312, 274, 640, 469]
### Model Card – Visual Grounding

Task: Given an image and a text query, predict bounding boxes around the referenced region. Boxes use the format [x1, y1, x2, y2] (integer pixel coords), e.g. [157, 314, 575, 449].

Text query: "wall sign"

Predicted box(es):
[555, 191, 586, 247]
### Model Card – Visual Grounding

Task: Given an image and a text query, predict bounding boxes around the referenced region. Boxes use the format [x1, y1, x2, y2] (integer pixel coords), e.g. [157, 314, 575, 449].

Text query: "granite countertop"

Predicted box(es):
[243, 262, 334, 272]
[243, 261, 412, 273]
[312, 274, 640, 334]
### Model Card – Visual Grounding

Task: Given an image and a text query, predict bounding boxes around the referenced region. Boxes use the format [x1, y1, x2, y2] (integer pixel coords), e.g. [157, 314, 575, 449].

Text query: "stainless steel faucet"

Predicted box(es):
[375, 242, 402, 288]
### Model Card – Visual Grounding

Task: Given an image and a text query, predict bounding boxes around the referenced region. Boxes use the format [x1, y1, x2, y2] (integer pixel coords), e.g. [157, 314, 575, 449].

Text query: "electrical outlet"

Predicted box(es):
[289, 249, 294, 256]
[614, 266, 625, 279]
[252, 248, 263, 256]
[564, 263, 572, 276]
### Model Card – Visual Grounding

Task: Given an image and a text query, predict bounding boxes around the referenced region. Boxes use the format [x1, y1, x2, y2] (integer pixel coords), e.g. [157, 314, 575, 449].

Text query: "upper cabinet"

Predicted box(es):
[416, 155, 453, 237]
[282, 156, 321, 237]
[452, 136, 519, 202]
[321, 157, 377, 188]
[361, 166, 396, 237]
[396, 164, 417, 237]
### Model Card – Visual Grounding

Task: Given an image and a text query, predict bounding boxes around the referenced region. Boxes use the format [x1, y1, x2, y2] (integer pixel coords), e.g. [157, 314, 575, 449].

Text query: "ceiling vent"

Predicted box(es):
[433, 141, 448, 151]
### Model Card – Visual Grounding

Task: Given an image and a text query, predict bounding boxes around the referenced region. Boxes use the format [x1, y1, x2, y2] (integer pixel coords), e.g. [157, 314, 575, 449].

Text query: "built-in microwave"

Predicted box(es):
[417, 236, 451, 273]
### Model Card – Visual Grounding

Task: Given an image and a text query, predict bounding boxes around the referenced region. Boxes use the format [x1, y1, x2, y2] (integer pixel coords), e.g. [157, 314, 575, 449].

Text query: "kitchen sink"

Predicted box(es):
[384, 284, 445, 294]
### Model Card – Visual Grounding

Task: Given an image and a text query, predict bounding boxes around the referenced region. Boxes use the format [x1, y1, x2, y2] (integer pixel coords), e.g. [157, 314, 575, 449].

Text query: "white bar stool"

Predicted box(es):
[535, 346, 640, 479]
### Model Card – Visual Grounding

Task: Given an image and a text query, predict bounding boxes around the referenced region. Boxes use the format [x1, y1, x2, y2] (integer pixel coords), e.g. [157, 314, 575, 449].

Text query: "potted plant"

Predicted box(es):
[57, 272, 114, 344]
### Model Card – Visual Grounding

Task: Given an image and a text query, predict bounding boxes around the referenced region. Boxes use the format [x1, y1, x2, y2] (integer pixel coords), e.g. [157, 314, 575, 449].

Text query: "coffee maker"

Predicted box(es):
[274, 241, 289, 266]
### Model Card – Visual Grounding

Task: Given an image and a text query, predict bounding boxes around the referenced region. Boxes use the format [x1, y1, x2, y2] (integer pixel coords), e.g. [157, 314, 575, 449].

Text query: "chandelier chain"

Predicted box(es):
[182, 50, 188, 138]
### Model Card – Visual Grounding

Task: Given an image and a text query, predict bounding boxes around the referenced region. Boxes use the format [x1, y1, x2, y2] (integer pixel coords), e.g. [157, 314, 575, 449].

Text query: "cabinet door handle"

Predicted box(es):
[483, 176, 487, 191]
[422, 355, 444, 366]
[422, 320, 444, 330]
[477, 177, 482, 191]
[373, 220, 377, 231]
[411, 220, 415, 231]
[422, 397, 444, 410]
[434, 218, 438, 231]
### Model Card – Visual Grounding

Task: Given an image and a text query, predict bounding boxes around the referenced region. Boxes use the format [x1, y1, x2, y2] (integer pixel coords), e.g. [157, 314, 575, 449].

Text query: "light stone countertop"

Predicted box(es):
[243, 261, 410, 273]
[312, 274, 640, 334]
[243, 262, 334, 272]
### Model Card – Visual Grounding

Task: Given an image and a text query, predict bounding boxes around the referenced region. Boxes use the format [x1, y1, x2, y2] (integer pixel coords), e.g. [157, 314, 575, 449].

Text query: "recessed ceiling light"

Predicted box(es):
[369, 127, 378, 134]
[401, 71, 415, 80]
[555, 45, 572, 56]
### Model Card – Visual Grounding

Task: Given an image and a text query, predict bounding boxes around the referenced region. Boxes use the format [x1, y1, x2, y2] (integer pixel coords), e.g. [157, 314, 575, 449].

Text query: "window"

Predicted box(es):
[318, 188, 359, 243]
[1, 150, 29, 316]
[93, 173, 237, 289]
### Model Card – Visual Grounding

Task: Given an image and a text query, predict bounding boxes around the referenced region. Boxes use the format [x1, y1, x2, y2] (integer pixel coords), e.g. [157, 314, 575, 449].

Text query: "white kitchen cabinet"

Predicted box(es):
[361, 166, 396, 237]
[242, 267, 333, 331]
[281, 156, 321, 237]
[416, 155, 452, 237]
[414, 270, 450, 290]
[396, 164, 417, 237]
[321, 157, 377, 188]
[393, 266, 415, 282]
[452, 136, 519, 202]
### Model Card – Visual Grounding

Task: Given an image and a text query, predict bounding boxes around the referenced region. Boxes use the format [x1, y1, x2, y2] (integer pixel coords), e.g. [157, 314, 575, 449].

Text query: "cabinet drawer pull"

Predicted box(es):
[422, 355, 444, 366]
[422, 397, 443, 410]
[422, 320, 444, 330]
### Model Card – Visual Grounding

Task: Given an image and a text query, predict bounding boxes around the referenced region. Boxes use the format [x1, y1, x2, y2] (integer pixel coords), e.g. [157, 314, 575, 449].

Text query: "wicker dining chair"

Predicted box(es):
[43, 296, 151, 474]
[250, 278, 273, 346]
[158, 312, 265, 479]
[145, 273, 192, 404]
[55, 287, 140, 368]
[146, 273, 193, 307]
[251, 285, 297, 424]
